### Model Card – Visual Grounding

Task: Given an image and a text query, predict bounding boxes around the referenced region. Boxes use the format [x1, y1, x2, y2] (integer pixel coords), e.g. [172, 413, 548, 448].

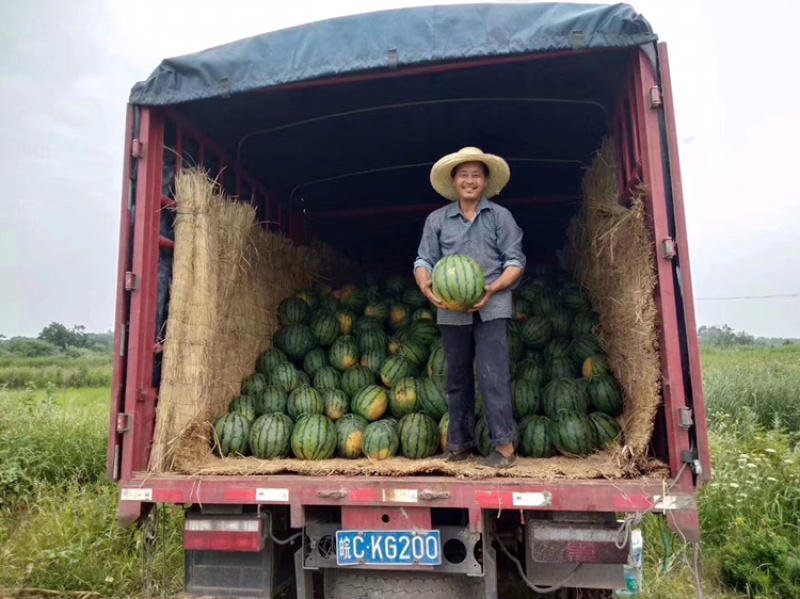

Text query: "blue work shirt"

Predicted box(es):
[414, 198, 526, 325]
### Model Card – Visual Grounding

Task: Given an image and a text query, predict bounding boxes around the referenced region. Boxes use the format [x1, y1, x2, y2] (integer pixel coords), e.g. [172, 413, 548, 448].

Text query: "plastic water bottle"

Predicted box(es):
[615, 528, 643, 597]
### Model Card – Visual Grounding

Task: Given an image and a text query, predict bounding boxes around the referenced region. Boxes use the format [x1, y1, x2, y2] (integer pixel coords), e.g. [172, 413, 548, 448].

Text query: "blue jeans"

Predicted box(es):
[440, 317, 516, 452]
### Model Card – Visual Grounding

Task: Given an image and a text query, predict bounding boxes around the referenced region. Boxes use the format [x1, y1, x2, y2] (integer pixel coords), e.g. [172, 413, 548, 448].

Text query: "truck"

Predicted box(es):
[108, 3, 711, 598]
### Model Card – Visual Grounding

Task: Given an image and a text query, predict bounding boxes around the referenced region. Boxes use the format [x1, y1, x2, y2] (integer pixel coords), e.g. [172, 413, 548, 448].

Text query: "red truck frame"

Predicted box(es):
[109, 44, 710, 597]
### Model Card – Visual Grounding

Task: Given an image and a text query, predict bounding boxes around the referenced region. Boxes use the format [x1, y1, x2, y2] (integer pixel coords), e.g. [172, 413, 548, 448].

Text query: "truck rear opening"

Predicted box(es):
[109, 4, 710, 597]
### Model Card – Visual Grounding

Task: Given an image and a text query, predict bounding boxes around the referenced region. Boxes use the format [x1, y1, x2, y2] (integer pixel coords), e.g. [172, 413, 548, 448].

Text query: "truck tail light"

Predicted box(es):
[184, 517, 263, 552]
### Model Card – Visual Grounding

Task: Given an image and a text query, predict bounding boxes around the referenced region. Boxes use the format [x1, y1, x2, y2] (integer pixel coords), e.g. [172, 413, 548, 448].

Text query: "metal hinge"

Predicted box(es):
[124, 271, 137, 291]
[649, 85, 662, 108]
[661, 238, 676, 260]
[131, 139, 144, 159]
[678, 407, 694, 428]
[116, 413, 130, 433]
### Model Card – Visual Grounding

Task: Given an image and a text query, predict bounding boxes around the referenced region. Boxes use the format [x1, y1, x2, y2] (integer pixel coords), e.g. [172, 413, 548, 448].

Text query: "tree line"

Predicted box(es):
[0, 323, 114, 357]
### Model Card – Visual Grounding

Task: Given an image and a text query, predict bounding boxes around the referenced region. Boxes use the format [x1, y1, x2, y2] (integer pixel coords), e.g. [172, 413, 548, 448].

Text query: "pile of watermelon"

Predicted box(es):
[212, 261, 624, 462]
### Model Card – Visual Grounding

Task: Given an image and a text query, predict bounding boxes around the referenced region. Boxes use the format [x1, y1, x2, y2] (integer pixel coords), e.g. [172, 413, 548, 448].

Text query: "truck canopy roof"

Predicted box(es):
[130, 2, 656, 105]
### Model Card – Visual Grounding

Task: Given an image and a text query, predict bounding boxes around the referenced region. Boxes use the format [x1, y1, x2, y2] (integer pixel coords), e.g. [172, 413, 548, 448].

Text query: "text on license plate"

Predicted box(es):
[335, 530, 442, 566]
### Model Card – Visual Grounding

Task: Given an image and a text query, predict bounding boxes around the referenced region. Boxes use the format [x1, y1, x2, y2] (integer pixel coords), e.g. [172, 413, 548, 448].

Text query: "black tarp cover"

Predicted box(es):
[130, 3, 656, 105]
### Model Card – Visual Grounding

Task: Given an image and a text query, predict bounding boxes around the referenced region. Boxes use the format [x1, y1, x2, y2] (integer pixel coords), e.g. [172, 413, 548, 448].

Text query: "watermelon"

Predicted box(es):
[582, 355, 611, 379]
[357, 329, 388, 354]
[380, 355, 415, 387]
[270, 363, 300, 393]
[548, 308, 573, 338]
[214, 412, 251, 457]
[336, 310, 356, 336]
[586, 375, 623, 416]
[590, 412, 622, 448]
[521, 316, 552, 348]
[362, 420, 400, 460]
[323, 389, 350, 421]
[329, 336, 359, 371]
[256, 348, 287, 375]
[389, 377, 419, 418]
[297, 371, 311, 386]
[518, 282, 543, 303]
[411, 308, 435, 322]
[256, 387, 288, 416]
[278, 297, 310, 326]
[513, 296, 532, 321]
[303, 347, 328, 378]
[508, 321, 526, 363]
[402, 287, 429, 308]
[388, 304, 411, 328]
[364, 302, 389, 321]
[432, 255, 485, 310]
[515, 359, 545, 387]
[287, 385, 324, 420]
[571, 310, 600, 337]
[438, 413, 450, 452]
[295, 288, 319, 310]
[311, 313, 340, 347]
[571, 335, 604, 363]
[249, 413, 294, 458]
[544, 337, 572, 362]
[552, 411, 598, 457]
[384, 276, 408, 298]
[359, 350, 386, 376]
[352, 385, 389, 421]
[242, 373, 269, 396]
[511, 380, 541, 420]
[353, 316, 383, 337]
[398, 413, 440, 459]
[546, 357, 579, 382]
[542, 379, 590, 419]
[405, 320, 440, 346]
[399, 339, 429, 369]
[418, 376, 448, 421]
[231, 394, 258, 422]
[280, 324, 316, 360]
[366, 283, 381, 303]
[338, 287, 367, 313]
[318, 295, 339, 315]
[530, 288, 561, 316]
[335, 414, 369, 458]
[518, 415, 555, 458]
[312, 366, 341, 392]
[341, 365, 375, 397]
[291, 414, 337, 460]
[475, 417, 493, 456]
[561, 284, 589, 311]
[426, 344, 447, 377]
[387, 335, 402, 355]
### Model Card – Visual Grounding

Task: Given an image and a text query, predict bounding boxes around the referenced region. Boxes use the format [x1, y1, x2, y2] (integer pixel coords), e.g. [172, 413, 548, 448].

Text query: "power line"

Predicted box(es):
[694, 293, 800, 301]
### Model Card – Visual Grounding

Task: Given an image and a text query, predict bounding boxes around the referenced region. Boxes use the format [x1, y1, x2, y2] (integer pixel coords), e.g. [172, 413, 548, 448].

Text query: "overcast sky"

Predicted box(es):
[1, 0, 798, 338]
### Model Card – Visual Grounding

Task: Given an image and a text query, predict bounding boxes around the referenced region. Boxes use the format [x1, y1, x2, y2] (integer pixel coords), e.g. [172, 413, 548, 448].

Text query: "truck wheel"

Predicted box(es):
[323, 569, 484, 599]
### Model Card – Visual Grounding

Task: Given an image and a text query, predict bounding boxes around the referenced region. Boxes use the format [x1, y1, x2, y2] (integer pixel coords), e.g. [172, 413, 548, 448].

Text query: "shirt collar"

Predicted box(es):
[446, 197, 491, 219]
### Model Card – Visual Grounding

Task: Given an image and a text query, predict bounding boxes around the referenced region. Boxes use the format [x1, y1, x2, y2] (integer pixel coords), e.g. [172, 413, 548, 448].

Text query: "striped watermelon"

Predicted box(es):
[297, 371, 311, 386]
[530, 288, 561, 316]
[388, 304, 411, 329]
[590, 412, 622, 448]
[295, 288, 319, 310]
[312, 366, 341, 392]
[544, 337, 572, 362]
[418, 376, 448, 421]
[336, 310, 356, 336]
[508, 320, 526, 363]
[329, 336, 359, 371]
[364, 302, 389, 321]
[426, 345, 447, 377]
[287, 385, 324, 420]
[475, 417, 492, 456]
[387, 335, 402, 355]
[317, 295, 339, 315]
[571, 311, 600, 337]
[546, 357, 579, 382]
[231, 395, 258, 422]
[337, 287, 367, 313]
[405, 320, 440, 346]
[291, 414, 337, 460]
[270, 363, 300, 393]
[366, 283, 381, 303]
[542, 379, 590, 418]
[362, 420, 400, 460]
[582, 355, 611, 379]
[518, 415, 555, 458]
[242, 373, 269, 396]
[357, 329, 388, 354]
[341, 365, 375, 397]
[399, 340, 429, 369]
[515, 359, 545, 387]
[561, 284, 589, 311]
[359, 350, 386, 376]
[439, 413, 450, 452]
[352, 385, 389, 421]
[411, 308, 435, 322]
[552, 411, 598, 457]
[311, 313, 340, 347]
[548, 309, 573, 338]
[384, 276, 408, 298]
[511, 380, 541, 420]
[278, 297, 310, 326]
[303, 347, 328, 378]
[398, 413, 440, 459]
[380, 355, 415, 387]
[280, 324, 316, 360]
[335, 413, 369, 458]
[518, 282, 543, 303]
[586, 375, 623, 416]
[432, 255, 486, 310]
[353, 316, 383, 337]
[402, 287, 429, 308]
[256, 348, 287, 375]
[249, 413, 294, 458]
[214, 412, 251, 457]
[389, 377, 419, 418]
[322, 389, 350, 421]
[521, 316, 552, 348]
[513, 296, 532, 321]
[256, 387, 288, 416]
[571, 335, 604, 363]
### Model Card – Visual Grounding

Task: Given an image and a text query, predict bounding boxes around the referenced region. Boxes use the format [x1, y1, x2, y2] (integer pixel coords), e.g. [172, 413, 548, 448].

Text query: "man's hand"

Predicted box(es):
[468, 284, 496, 313]
[415, 267, 447, 310]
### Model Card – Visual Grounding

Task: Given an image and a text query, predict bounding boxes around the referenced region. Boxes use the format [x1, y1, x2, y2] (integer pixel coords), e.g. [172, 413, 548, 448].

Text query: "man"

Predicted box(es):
[414, 147, 526, 469]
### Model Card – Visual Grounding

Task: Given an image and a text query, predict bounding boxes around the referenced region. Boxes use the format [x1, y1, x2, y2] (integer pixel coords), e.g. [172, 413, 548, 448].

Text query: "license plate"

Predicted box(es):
[335, 530, 442, 566]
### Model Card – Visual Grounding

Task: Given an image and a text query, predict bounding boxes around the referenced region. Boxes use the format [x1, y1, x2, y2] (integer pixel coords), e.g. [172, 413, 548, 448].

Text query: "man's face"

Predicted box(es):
[452, 161, 489, 203]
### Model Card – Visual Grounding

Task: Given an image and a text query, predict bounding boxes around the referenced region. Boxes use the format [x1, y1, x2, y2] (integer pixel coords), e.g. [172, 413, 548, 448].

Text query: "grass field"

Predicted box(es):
[1, 345, 799, 598]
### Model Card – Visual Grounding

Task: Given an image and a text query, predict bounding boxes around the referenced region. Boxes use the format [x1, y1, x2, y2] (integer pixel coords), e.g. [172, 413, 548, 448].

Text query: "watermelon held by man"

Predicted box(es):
[431, 255, 486, 311]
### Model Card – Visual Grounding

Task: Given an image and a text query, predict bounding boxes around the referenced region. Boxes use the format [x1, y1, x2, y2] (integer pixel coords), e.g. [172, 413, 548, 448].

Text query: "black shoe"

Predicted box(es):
[441, 449, 472, 462]
[477, 451, 516, 469]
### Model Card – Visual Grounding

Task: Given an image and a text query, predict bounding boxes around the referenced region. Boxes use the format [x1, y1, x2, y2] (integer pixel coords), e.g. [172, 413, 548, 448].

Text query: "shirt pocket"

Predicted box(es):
[478, 216, 501, 261]
[439, 226, 466, 253]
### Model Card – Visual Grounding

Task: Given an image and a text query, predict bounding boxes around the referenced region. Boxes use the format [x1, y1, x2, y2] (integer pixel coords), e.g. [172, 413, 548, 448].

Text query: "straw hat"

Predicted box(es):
[429, 147, 511, 202]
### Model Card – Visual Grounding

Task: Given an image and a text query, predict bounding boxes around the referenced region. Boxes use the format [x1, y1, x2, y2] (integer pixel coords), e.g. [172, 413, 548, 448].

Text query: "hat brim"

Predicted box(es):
[429, 149, 511, 202]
